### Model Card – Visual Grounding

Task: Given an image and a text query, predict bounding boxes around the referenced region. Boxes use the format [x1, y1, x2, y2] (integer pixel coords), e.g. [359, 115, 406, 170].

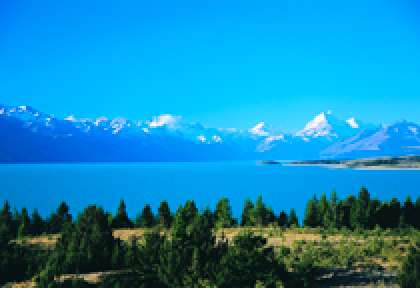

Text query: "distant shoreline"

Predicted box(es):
[288, 155, 420, 170]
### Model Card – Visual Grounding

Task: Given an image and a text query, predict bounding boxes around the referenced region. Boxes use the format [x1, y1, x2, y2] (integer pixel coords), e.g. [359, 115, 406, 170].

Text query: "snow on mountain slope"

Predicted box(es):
[249, 122, 270, 137]
[1, 103, 419, 162]
[296, 111, 361, 141]
[322, 121, 420, 159]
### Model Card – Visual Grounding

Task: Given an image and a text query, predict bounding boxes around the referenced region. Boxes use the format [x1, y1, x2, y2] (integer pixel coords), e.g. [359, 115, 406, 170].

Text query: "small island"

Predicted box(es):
[289, 155, 420, 169]
[258, 160, 282, 165]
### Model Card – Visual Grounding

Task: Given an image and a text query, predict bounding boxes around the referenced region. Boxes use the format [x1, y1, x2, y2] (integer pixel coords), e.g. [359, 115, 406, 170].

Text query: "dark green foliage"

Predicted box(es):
[1, 189, 419, 286]
[399, 245, 420, 288]
[278, 210, 288, 227]
[18, 207, 31, 238]
[214, 197, 235, 228]
[98, 273, 144, 288]
[302, 188, 415, 231]
[304, 196, 321, 227]
[351, 187, 371, 229]
[401, 196, 415, 227]
[129, 233, 167, 287]
[48, 279, 97, 288]
[213, 232, 287, 287]
[0, 201, 14, 243]
[111, 199, 133, 229]
[254, 195, 275, 226]
[136, 204, 155, 228]
[0, 236, 47, 284]
[241, 199, 254, 226]
[157, 201, 172, 228]
[292, 252, 317, 288]
[288, 208, 299, 227]
[31, 209, 46, 235]
[40, 205, 122, 282]
[48, 201, 72, 233]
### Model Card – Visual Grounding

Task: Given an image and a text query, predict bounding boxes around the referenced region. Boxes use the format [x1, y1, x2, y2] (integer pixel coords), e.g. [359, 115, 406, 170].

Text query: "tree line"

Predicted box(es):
[36, 202, 292, 287]
[0, 196, 300, 241]
[303, 187, 420, 230]
[1, 187, 420, 286]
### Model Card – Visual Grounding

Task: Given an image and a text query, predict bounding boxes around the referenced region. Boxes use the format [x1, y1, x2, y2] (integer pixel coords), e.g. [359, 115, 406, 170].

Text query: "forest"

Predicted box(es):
[1, 187, 420, 287]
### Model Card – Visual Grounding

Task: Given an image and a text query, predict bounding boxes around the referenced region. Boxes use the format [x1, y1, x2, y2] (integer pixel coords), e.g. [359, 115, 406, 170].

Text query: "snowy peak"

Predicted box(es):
[297, 111, 361, 140]
[297, 112, 332, 138]
[249, 122, 270, 137]
[346, 117, 359, 129]
[148, 114, 181, 129]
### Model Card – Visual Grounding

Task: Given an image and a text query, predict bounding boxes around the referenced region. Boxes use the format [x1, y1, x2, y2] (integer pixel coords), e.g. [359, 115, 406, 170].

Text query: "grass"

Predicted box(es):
[11, 227, 420, 287]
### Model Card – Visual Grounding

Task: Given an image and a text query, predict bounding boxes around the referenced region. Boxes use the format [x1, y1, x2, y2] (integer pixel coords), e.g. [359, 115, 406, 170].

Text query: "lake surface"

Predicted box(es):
[0, 162, 419, 220]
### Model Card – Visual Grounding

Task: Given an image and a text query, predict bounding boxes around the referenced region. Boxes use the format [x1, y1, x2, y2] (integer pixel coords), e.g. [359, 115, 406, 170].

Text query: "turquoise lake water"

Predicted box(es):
[0, 162, 419, 220]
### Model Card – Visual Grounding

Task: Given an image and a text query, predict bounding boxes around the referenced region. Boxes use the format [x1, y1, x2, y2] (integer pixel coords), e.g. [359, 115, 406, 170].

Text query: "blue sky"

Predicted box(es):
[1, 0, 419, 130]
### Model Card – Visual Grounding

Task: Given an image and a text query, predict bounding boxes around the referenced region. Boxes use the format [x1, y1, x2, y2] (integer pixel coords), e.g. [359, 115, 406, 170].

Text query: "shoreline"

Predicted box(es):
[286, 163, 420, 170]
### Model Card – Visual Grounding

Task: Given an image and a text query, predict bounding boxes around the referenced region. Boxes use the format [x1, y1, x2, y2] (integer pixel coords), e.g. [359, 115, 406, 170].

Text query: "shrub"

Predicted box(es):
[399, 245, 420, 288]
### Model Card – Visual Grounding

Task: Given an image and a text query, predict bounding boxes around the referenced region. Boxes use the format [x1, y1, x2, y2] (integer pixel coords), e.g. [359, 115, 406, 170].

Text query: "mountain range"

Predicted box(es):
[1, 104, 419, 163]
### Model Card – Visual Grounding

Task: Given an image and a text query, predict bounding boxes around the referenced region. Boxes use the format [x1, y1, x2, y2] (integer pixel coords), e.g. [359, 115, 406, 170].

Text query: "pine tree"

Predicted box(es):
[136, 204, 155, 228]
[254, 196, 268, 226]
[241, 199, 254, 226]
[339, 196, 355, 228]
[30, 209, 45, 235]
[0, 201, 14, 240]
[214, 198, 234, 228]
[49, 201, 72, 233]
[319, 193, 330, 228]
[358, 187, 371, 229]
[414, 197, 420, 229]
[18, 208, 30, 238]
[401, 196, 415, 228]
[158, 201, 172, 228]
[278, 211, 288, 228]
[112, 199, 133, 228]
[45, 205, 118, 275]
[351, 187, 371, 229]
[304, 196, 321, 227]
[288, 209, 299, 227]
[330, 191, 339, 229]
[388, 198, 401, 228]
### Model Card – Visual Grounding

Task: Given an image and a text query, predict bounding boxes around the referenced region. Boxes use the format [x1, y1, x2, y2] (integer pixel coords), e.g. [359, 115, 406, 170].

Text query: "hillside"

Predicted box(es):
[1, 104, 420, 162]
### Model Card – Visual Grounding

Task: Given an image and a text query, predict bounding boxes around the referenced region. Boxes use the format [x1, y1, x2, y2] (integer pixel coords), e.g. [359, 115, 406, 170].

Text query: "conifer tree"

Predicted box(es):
[214, 198, 234, 228]
[288, 209, 299, 227]
[30, 209, 45, 235]
[356, 187, 371, 229]
[0, 201, 14, 240]
[304, 196, 321, 227]
[241, 199, 254, 226]
[136, 204, 155, 228]
[401, 196, 415, 227]
[388, 198, 402, 228]
[329, 191, 339, 228]
[319, 192, 331, 228]
[112, 199, 133, 228]
[43, 205, 118, 276]
[278, 211, 288, 227]
[49, 201, 72, 233]
[254, 196, 268, 226]
[414, 197, 420, 229]
[157, 201, 172, 228]
[17, 208, 30, 238]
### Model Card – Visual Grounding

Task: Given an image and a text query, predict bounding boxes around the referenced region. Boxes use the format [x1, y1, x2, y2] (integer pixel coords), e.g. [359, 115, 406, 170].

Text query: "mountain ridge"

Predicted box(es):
[0, 104, 419, 162]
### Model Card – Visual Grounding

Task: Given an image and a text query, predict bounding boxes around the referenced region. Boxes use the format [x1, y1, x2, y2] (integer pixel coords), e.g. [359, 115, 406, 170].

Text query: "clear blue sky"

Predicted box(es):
[1, 0, 419, 130]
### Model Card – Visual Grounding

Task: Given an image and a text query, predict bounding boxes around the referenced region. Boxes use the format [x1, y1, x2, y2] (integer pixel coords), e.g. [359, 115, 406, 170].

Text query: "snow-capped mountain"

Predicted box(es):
[0, 104, 418, 162]
[296, 111, 363, 141]
[322, 121, 420, 159]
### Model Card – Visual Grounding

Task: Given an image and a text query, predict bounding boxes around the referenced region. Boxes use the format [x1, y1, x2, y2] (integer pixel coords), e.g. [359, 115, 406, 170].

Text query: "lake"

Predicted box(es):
[0, 162, 419, 220]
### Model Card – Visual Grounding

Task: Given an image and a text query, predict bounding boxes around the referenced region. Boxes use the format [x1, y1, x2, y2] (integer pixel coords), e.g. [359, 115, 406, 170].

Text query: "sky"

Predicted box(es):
[0, 0, 419, 131]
